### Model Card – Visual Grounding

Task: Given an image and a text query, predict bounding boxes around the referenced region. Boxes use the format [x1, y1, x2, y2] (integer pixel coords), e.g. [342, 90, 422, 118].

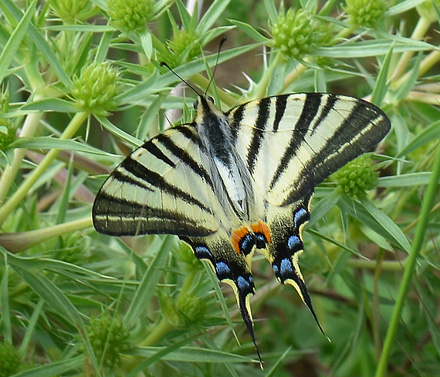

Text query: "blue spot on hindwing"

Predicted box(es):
[287, 235, 302, 251]
[194, 245, 213, 260]
[237, 276, 250, 291]
[280, 258, 293, 276]
[216, 261, 231, 277]
[294, 207, 308, 228]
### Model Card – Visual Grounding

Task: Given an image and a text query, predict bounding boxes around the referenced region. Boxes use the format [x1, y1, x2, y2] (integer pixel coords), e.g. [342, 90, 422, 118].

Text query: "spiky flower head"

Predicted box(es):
[159, 290, 207, 327]
[270, 8, 331, 61]
[86, 312, 130, 370]
[52, 232, 88, 264]
[334, 155, 379, 197]
[176, 294, 207, 325]
[72, 62, 120, 115]
[344, 0, 387, 28]
[108, 0, 154, 33]
[49, 0, 98, 23]
[157, 29, 200, 68]
[0, 342, 21, 377]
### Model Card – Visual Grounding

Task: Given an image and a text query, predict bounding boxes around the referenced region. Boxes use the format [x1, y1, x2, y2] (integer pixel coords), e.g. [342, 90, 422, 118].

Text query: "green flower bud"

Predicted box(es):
[334, 155, 379, 197]
[270, 8, 331, 60]
[158, 29, 200, 68]
[344, 0, 387, 28]
[52, 232, 89, 264]
[0, 119, 17, 149]
[72, 62, 120, 115]
[0, 342, 21, 377]
[158, 290, 206, 327]
[49, 0, 98, 23]
[157, 290, 181, 326]
[86, 312, 130, 370]
[176, 294, 206, 325]
[108, 0, 154, 33]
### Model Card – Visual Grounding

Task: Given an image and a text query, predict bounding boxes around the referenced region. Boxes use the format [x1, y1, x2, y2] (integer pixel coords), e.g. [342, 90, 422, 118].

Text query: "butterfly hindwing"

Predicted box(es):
[182, 232, 260, 360]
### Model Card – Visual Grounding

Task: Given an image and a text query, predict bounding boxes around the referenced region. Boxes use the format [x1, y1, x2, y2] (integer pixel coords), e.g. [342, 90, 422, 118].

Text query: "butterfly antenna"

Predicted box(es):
[160, 62, 201, 96]
[205, 37, 227, 96]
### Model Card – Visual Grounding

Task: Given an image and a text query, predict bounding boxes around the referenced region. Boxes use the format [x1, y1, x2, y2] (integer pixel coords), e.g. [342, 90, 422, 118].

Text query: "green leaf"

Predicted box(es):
[371, 45, 392, 106]
[385, 0, 427, 16]
[130, 345, 254, 364]
[396, 119, 440, 157]
[140, 30, 153, 59]
[11, 355, 84, 377]
[315, 38, 433, 58]
[0, 261, 11, 342]
[124, 235, 174, 325]
[393, 52, 423, 101]
[20, 98, 79, 112]
[202, 260, 240, 345]
[0, 0, 36, 85]
[378, 172, 439, 187]
[94, 114, 142, 147]
[19, 268, 85, 327]
[1, 0, 72, 88]
[175, 0, 192, 30]
[198, 0, 231, 34]
[9, 137, 113, 156]
[340, 196, 411, 253]
[229, 20, 269, 43]
[263, 0, 279, 22]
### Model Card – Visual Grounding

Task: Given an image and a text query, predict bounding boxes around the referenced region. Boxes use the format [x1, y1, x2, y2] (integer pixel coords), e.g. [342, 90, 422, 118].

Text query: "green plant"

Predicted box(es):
[0, 0, 439, 376]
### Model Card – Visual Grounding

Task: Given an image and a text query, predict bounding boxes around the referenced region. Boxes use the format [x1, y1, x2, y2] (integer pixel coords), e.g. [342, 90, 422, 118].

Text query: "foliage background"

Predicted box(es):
[0, 0, 439, 376]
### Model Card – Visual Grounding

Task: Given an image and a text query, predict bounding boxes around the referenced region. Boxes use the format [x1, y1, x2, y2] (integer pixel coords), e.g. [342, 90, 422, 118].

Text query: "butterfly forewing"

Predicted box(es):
[93, 125, 224, 237]
[228, 93, 390, 206]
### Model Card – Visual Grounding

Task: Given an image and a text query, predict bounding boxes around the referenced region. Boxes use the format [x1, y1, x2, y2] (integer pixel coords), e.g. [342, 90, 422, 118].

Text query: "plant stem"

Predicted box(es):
[0, 103, 43, 203]
[139, 317, 174, 347]
[375, 143, 440, 377]
[0, 217, 93, 252]
[0, 111, 89, 226]
[391, 17, 432, 84]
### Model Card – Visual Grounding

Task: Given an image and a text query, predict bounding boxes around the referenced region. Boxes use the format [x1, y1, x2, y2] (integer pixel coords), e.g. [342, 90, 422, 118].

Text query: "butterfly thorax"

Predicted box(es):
[195, 96, 255, 218]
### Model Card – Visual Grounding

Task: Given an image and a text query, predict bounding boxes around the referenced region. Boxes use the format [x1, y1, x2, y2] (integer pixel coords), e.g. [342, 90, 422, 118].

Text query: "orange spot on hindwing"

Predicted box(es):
[251, 220, 272, 248]
[231, 227, 256, 256]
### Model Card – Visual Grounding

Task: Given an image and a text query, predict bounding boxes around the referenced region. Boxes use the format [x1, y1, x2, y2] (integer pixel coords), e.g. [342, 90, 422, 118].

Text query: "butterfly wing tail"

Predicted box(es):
[267, 198, 326, 335]
[182, 235, 263, 368]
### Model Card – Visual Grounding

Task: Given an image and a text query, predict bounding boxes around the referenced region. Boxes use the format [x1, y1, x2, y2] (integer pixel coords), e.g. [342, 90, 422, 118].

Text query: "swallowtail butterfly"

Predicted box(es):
[92, 88, 390, 365]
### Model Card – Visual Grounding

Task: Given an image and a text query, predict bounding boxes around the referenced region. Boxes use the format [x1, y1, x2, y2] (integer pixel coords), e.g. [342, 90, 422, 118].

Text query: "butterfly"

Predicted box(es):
[92, 90, 390, 366]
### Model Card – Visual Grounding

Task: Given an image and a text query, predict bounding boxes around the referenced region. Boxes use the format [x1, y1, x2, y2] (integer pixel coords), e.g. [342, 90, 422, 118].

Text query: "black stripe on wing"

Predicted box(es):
[269, 94, 323, 190]
[120, 156, 211, 213]
[93, 193, 213, 236]
[272, 94, 289, 132]
[281, 97, 390, 205]
[246, 97, 270, 174]
[157, 128, 214, 188]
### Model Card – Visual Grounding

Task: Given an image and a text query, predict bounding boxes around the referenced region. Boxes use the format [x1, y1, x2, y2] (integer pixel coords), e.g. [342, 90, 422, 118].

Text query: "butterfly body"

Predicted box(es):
[93, 92, 390, 364]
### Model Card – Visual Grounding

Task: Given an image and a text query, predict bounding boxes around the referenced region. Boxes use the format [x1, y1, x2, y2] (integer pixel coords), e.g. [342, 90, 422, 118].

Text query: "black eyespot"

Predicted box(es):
[193, 99, 199, 110]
